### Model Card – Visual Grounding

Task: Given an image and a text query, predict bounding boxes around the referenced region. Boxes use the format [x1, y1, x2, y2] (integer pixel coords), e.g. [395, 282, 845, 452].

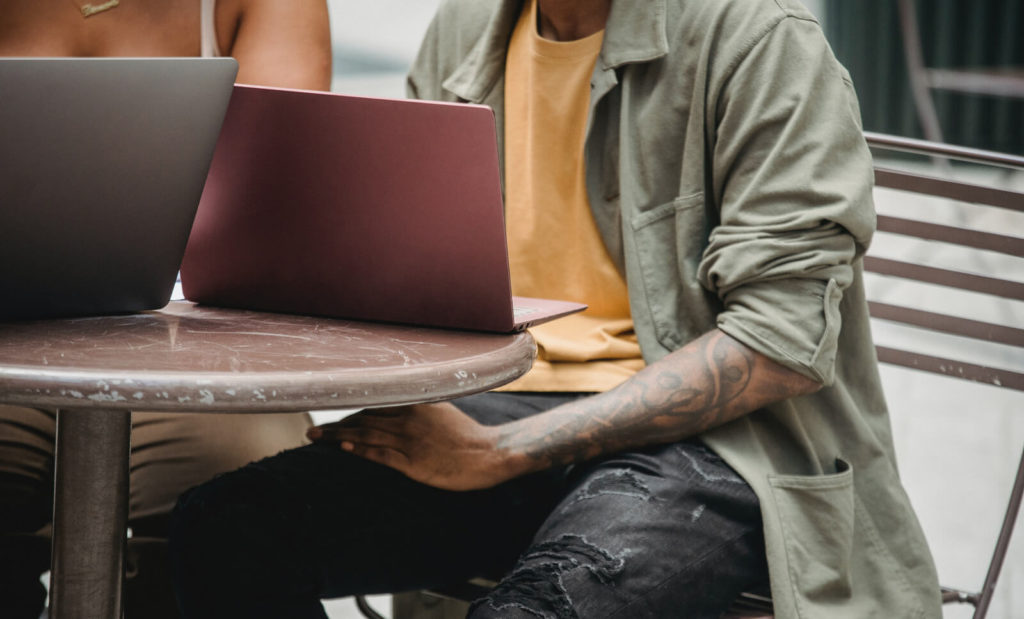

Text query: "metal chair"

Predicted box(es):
[861, 131, 1024, 618]
[897, 0, 1024, 144]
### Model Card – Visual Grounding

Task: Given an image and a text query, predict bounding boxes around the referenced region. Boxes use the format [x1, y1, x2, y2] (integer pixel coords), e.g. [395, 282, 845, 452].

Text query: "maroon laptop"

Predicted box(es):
[180, 84, 585, 333]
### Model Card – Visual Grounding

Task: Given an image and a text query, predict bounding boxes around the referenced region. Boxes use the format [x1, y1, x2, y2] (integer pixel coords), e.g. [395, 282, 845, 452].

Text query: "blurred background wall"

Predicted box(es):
[824, 0, 1023, 153]
[327, 0, 442, 99]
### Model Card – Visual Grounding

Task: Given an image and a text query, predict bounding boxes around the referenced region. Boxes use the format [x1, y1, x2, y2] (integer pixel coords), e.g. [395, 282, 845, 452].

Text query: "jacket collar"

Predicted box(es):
[443, 0, 669, 103]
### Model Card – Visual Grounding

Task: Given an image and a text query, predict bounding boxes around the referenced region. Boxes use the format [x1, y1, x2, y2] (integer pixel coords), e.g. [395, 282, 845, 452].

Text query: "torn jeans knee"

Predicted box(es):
[560, 469, 653, 514]
[468, 439, 765, 618]
[469, 534, 626, 619]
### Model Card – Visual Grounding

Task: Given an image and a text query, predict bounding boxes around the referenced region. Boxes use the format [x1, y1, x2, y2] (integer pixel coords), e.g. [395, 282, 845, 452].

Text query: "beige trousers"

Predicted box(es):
[0, 404, 312, 533]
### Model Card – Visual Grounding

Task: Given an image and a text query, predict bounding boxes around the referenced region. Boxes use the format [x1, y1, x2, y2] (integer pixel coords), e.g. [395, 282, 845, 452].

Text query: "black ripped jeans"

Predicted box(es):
[169, 392, 768, 619]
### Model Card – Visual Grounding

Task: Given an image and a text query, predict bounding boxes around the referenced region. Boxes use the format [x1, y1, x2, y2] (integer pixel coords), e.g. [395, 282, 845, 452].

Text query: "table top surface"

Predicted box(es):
[0, 301, 535, 412]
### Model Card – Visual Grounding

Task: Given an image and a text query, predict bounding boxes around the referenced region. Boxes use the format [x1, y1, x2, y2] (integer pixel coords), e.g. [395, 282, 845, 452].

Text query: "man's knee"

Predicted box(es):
[169, 454, 330, 589]
[468, 534, 626, 619]
[169, 468, 276, 570]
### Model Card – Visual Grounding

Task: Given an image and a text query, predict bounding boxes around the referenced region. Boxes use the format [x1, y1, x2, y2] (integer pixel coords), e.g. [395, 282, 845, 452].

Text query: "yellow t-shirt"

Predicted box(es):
[499, 0, 644, 392]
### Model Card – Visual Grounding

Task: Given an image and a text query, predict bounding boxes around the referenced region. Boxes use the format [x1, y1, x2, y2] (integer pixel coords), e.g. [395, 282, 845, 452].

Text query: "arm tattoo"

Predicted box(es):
[509, 330, 804, 468]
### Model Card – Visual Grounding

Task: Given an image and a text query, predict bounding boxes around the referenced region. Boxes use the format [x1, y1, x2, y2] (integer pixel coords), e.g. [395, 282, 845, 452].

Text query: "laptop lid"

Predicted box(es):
[0, 57, 237, 320]
[181, 85, 585, 332]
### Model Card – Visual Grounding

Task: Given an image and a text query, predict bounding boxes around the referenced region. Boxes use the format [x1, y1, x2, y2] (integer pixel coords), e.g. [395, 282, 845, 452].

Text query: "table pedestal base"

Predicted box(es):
[51, 408, 131, 619]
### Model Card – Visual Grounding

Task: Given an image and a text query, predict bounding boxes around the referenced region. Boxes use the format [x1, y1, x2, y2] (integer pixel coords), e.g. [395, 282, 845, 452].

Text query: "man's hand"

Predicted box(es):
[306, 402, 511, 491]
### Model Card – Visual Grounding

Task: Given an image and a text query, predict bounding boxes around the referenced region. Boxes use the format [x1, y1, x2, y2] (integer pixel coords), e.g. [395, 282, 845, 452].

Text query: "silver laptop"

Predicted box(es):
[0, 57, 237, 320]
[181, 85, 586, 333]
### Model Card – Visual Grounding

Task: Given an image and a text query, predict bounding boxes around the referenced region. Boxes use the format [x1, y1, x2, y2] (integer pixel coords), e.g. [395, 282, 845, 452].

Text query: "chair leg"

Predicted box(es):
[897, 0, 945, 143]
[972, 446, 1024, 619]
[354, 595, 387, 619]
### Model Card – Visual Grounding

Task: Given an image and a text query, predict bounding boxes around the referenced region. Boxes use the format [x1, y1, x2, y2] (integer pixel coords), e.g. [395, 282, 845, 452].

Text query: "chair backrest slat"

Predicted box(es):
[865, 131, 1024, 169]
[874, 168, 1024, 213]
[876, 215, 1024, 257]
[863, 256, 1024, 301]
[867, 301, 1024, 347]
[874, 346, 1024, 392]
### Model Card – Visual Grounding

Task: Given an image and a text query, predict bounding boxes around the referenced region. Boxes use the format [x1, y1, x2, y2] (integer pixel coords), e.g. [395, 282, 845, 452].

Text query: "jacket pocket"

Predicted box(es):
[768, 459, 856, 616]
[628, 192, 715, 350]
[767, 459, 921, 619]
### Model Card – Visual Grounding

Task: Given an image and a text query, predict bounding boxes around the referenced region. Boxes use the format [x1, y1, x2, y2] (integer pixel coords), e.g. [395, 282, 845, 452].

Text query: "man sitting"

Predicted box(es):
[170, 1, 942, 617]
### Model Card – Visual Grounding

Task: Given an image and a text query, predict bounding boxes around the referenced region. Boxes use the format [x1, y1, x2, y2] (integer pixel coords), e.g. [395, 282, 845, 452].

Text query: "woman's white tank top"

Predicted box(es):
[200, 0, 221, 57]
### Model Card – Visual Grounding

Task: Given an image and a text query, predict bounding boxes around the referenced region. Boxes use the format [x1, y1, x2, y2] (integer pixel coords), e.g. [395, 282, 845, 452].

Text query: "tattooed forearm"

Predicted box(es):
[497, 329, 819, 471]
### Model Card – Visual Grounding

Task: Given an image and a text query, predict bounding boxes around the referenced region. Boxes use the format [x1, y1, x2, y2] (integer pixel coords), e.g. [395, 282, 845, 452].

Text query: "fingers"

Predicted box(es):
[341, 442, 410, 470]
[309, 423, 397, 447]
[305, 411, 415, 473]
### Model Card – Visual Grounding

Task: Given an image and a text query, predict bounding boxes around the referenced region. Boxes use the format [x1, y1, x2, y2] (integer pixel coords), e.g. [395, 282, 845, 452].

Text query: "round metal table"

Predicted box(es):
[0, 301, 535, 619]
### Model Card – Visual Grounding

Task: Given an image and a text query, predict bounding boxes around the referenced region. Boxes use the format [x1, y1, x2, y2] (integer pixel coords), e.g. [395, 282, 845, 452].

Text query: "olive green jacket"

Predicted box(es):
[407, 0, 942, 616]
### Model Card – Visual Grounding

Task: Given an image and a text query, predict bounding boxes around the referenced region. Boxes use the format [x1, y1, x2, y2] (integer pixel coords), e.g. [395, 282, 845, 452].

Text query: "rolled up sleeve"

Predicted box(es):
[697, 15, 875, 384]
